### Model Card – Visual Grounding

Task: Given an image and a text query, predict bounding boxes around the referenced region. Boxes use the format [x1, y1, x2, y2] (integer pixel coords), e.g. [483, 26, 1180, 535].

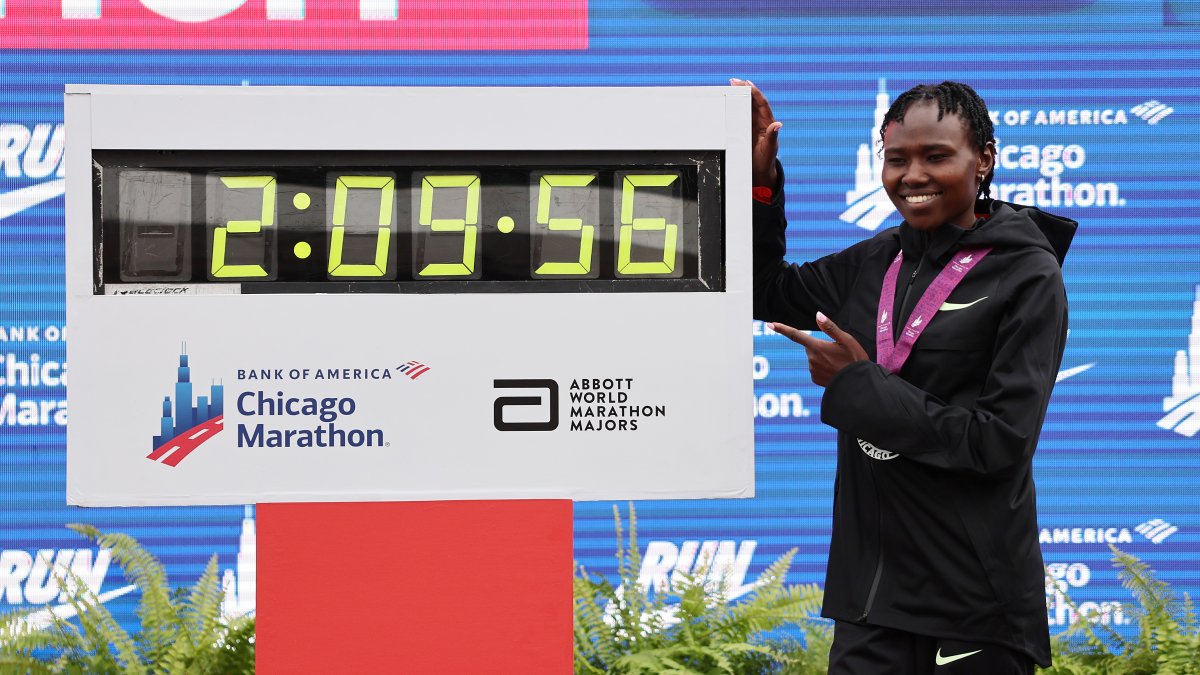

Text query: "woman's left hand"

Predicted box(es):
[771, 312, 869, 387]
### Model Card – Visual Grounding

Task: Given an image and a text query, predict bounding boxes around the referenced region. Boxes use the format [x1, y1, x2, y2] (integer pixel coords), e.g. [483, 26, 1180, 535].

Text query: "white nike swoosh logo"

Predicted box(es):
[1056, 362, 1096, 383]
[12, 584, 137, 631]
[935, 648, 982, 665]
[939, 297, 987, 311]
[0, 179, 67, 221]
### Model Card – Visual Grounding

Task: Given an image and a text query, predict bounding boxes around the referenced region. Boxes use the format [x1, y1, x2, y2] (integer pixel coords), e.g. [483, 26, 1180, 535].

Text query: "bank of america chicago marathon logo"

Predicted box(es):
[146, 351, 225, 467]
[1159, 285, 1200, 437]
[397, 360, 431, 379]
[1039, 520, 1178, 546]
[840, 80, 1168, 233]
[147, 350, 434, 461]
[1130, 100, 1175, 125]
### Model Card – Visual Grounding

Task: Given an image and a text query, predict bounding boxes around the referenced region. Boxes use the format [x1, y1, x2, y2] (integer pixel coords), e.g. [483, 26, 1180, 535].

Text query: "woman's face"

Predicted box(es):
[881, 101, 996, 231]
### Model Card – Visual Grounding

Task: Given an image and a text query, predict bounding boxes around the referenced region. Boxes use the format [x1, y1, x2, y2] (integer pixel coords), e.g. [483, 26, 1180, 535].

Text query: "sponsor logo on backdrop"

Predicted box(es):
[0, 547, 136, 629]
[1045, 561, 1129, 626]
[841, 79, 1136, 234]
[221, 506, 256, 618]
[147, 350, 224, 467]
[493, 377, 668, 433]
[0, 325, 68, 427]
[606, 539, 762, 626]
[751, 322, 812, 420]
[0, 123, 65, 222]
[1056, 329, 1096, 383]
[1159, 286, 1200, 437]
[1130, 100, 1175, 125]
[0, 0, 587, 50]
[1040, 526, 1135, 545]
[1039, 520, 1178, 546]
[993, 100, 1174, 127]
[1135, 518, 1178, 544]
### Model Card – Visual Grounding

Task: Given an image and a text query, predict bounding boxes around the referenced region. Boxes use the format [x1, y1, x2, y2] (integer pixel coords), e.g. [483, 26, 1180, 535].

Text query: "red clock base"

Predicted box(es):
[256, 500, 574, 674]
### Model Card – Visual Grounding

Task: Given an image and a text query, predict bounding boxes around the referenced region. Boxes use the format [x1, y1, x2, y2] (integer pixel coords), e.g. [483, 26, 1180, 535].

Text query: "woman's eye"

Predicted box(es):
[885, 158, 905, 166]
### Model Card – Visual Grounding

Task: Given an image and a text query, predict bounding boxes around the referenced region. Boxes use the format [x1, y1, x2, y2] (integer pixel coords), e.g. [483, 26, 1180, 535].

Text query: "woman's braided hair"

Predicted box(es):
[880, 81, 996, 198]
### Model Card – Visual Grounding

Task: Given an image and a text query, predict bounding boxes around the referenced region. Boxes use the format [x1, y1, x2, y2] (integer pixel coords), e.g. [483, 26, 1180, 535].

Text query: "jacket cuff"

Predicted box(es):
[820, 359, 882, 431]
[752, 160, 785, 207]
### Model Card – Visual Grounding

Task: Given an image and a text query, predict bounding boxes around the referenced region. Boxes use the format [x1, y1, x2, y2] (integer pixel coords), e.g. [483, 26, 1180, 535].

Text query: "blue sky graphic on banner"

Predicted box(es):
[0, 0, 1198, 645]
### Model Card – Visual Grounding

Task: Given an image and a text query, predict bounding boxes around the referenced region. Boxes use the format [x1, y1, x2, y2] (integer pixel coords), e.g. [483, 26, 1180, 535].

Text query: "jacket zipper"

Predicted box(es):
[861, 248, 922, 621]
[859, 550, 884, 622]
[894, 258, 923, 340]
[858, 463, 886, 621]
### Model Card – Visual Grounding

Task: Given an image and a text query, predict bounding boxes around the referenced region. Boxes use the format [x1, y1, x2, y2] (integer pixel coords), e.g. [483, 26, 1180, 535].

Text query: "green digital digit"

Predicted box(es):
[534, 174, 596, 276]
[417, 174, 479, 277]
[211, 175, 276, 278]
[329, 175, 394, 277]
[617, 174, 679, 275]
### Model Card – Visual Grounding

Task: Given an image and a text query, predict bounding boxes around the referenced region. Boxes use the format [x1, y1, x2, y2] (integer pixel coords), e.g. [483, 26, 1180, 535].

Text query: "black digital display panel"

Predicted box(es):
[94, 150, 723, 294]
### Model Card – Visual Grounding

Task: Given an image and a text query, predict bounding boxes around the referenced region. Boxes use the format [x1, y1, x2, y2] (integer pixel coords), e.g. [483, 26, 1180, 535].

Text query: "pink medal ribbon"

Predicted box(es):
[875, 246, 992, 373]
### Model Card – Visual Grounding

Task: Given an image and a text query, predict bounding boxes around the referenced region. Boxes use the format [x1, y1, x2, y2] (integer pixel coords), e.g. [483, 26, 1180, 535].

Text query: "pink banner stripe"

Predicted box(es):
[0, 0, 587, 50]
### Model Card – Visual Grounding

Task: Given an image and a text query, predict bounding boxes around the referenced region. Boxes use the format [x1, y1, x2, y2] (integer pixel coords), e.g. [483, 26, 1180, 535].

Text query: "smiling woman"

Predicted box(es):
[741, 79, 1077, 675]
[880, 90, 996, 231]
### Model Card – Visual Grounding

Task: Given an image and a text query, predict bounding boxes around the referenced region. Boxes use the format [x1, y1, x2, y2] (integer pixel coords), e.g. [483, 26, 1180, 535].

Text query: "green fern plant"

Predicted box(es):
[1041, 545, 1200, 674]
[0, 524, 255, 674]
[574, 504, 827, 675]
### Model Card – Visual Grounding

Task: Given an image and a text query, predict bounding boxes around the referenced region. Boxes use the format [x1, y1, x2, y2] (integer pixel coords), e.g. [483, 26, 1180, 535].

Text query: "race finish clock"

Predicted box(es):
[64, 86, 752, 506]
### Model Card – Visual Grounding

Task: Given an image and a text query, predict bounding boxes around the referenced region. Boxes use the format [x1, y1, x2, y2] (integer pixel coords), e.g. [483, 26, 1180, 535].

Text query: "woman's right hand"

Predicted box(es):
[730, 78, 781, 190]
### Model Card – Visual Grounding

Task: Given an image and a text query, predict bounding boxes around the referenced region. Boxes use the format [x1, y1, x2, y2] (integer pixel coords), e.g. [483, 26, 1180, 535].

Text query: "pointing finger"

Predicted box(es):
[770, 322, 820, 349]
[815, 311, 851, 343]
[816, 311, 869, 361]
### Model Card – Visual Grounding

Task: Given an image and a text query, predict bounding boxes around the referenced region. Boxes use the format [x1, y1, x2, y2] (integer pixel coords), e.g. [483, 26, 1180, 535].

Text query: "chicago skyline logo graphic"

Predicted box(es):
[147, 349, 224, 467]
[1159, 285, 1200, 437]
[840, 78, 895, 233]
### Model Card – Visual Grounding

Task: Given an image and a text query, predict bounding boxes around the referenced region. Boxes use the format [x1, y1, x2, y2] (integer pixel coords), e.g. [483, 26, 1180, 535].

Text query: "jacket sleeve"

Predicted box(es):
[819, 255, 1068, 475]
[753, 175, 856, 330]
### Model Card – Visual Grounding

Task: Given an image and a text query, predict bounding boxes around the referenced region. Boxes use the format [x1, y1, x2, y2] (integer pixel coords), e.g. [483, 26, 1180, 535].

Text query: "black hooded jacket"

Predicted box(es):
[753, 187, 1076, 667]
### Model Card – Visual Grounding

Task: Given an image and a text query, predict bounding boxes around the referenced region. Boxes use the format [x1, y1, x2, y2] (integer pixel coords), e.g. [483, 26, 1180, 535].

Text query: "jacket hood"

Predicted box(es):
[962, 199, 1077, 266]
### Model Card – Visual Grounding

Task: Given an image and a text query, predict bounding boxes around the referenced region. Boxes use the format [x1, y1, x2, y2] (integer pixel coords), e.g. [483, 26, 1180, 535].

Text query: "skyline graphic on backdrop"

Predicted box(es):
[222, 505, 256, 618]
[840, 78, 895, 232]
[1159, 285, 1200, 437]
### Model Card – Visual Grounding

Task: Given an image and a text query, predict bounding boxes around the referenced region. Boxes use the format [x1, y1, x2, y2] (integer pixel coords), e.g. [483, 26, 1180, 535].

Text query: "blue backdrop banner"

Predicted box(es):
[0, 0, 1197, 645]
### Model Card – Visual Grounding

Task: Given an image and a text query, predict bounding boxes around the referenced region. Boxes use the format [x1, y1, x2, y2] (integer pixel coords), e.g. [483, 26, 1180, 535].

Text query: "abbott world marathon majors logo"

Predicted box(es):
[493, 377, 667, 432]
[840, 79, 1166, 232]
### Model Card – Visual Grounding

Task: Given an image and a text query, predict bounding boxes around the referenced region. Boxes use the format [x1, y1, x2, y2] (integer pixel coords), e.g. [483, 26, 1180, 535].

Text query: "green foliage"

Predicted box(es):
[0, 524, 255, 674]
[1041, 545, 1200, 675]
[574, 504, 828, 675]
[576, 515, 1200, 675]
